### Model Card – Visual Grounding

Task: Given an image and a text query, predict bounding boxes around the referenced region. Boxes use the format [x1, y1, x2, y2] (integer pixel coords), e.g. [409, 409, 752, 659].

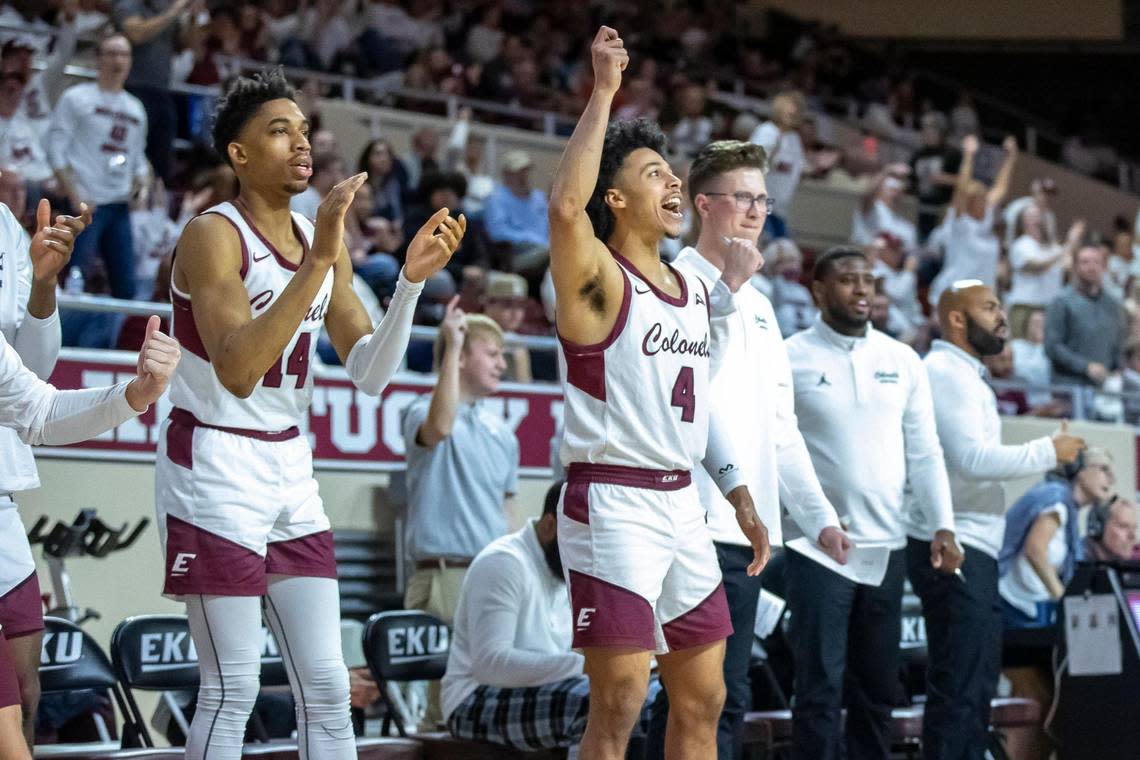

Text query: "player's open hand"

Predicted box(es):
[818, 526, 853, 565]
[728, 487, 771, 575]
[591, 26, 628, 96]
[30, 198, 93, 284]
[125, 316, 181, 412]
[313, 172, 368, 266]
[405, 207, 467, 283]
[720, 236, 764, 293]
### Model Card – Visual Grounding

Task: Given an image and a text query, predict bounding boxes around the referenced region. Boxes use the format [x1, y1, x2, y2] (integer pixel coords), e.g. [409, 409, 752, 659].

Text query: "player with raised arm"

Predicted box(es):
[156, 69, 464, 760]
[0, 314, 179, 760]
[548, 27, 770, 760]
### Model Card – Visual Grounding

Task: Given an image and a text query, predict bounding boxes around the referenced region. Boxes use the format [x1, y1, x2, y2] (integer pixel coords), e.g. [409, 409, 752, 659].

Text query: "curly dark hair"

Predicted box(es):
[687, 140, 769, 204]
[212, 68, 296, 167]
[585, 119, 669, 243]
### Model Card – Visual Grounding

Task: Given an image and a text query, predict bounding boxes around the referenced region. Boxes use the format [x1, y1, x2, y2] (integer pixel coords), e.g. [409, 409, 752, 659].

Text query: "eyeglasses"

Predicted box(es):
[703, 191, 775, 214]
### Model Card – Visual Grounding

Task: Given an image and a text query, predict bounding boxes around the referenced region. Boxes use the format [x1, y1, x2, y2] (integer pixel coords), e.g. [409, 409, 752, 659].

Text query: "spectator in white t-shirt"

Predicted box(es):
[764, 238, 816, 337]
[1011, 309, 1051, 390]
[928, 135, 1017, 308]
[47, 33, 148, 303]
[1003, 177, 1059, 248]
[867, 232, 923, 340]
[851, 163, 917, 254]
[1006, 206, 1083, 339]
[749, 90, 806, 240]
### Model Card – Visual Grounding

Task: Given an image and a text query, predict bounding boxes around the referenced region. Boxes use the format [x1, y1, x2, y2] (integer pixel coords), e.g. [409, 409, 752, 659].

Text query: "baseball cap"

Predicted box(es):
[485, 271, 528, 302]
[502, 150, 532, 173]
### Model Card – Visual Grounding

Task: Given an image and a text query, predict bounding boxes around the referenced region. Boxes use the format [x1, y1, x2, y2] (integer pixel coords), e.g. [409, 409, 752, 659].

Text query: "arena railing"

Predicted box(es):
[55, 293, 561, 356]
[57, 294, 1140, 427]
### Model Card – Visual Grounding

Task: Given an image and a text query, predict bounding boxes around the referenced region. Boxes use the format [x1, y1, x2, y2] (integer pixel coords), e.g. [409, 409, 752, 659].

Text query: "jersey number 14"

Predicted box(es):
[263, 333, 311, 389]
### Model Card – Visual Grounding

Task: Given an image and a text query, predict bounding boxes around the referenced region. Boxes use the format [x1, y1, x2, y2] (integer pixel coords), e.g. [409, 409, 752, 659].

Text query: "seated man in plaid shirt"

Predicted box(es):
[442, 481, 661, 750]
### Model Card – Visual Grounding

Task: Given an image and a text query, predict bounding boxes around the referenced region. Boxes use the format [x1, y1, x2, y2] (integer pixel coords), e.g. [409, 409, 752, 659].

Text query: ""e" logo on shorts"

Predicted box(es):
[171, 553, 197, 575]
[576, 607, 596, 631]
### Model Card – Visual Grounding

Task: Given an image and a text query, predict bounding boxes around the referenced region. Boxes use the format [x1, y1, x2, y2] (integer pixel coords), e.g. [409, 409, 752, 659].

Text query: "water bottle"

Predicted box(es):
[64, 266, 85, 295]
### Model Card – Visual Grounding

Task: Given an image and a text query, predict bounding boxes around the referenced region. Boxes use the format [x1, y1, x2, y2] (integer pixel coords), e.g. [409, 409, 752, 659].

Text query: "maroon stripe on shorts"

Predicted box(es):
[566, 462, 691, 491]
[163, 516, 267, 596]
[165, 414, 195, 469]
[661, 582, 733, 652]
[0, 571, 43, 638]
[266, 531, 337, 579]
[568, 569, 655, 651]
[0, 634, 19, 709]
[169, 408, 300, 442]
[561, 480, 590, 525]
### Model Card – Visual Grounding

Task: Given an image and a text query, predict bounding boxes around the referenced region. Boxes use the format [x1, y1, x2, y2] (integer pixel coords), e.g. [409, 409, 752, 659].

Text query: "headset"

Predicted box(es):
[1086, 494, 1118, 542]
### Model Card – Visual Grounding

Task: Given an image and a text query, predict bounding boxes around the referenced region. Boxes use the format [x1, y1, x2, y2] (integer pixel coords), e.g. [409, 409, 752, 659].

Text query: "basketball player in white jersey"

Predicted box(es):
[156, 69, 464, 760]
[0, 311, 180, 760]
[0, 195, 92, 747]
[548, 28, 770, 760]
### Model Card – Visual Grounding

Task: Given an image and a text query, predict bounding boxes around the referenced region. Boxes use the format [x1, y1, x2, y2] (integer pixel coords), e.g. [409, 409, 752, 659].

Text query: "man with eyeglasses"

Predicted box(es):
[645, 140, 851, 760]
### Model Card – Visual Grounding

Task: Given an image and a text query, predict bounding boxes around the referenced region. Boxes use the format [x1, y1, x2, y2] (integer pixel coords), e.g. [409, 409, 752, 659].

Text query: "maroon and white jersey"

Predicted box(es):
[168, 202, 333, 432]
[559, 251, 711, 472]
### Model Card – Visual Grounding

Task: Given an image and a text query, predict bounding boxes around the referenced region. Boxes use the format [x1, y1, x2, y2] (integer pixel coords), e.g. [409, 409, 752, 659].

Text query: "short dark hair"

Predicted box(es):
[212, 68, 296, 166]
[687, 140, 769, 204]
[543, 481, 564, 517]
[812, 246, 867, 281]
[421, 171, 468, 203]
[586, 119, 668, 243]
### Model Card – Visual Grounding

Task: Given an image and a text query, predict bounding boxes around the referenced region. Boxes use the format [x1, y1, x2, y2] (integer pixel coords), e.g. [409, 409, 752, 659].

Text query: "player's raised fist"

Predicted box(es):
[405, 207, 467, 283]
[721, 236, 765, 293]
[126, 315, 181, 412]
[591, 26, 629, 96]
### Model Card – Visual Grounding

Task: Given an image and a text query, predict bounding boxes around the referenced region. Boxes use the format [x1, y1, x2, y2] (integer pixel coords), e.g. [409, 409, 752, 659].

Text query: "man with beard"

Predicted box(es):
[442, 482, 661, 751]
[904, 280, 1085, 760]
[784, 247, 962, 760]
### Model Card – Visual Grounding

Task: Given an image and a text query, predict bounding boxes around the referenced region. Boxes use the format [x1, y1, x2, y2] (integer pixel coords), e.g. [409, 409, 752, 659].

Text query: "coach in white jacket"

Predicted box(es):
[784, 246, 961, 760]
[647, 141, 851, 760]
[904, 281, 1083, 760]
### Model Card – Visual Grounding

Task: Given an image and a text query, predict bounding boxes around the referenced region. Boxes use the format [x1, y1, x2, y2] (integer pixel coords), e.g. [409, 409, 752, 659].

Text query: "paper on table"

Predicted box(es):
[786, 537, 890, 586]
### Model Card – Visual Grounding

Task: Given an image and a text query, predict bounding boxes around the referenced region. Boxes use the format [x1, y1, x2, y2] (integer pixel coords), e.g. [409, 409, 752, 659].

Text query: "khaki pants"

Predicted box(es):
[404, 565, 469, 728]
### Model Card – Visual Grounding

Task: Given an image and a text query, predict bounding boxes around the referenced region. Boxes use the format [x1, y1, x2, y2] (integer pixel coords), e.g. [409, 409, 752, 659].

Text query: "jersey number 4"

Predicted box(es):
[263, 333, 311, 389]
[671, 366, 695, 423]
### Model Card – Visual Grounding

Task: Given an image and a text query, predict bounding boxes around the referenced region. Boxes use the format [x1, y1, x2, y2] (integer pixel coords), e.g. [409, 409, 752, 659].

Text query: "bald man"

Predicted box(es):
[903, 280, 1084, 760]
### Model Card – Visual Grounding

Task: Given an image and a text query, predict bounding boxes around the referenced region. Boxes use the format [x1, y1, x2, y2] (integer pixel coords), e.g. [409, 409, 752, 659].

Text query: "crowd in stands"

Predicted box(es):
[3, 0, 1140, 409]
[5, 3, 1140, 757]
